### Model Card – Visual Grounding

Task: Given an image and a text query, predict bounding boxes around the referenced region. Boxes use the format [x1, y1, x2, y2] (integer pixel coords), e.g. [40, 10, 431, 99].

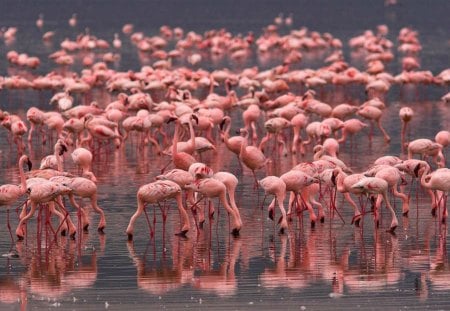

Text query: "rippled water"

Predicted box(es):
[0, 0, 449, 310]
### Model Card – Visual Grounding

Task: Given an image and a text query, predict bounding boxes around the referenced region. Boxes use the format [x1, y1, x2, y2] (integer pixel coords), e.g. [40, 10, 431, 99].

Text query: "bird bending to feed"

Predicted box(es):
[126, 180, 191, 240]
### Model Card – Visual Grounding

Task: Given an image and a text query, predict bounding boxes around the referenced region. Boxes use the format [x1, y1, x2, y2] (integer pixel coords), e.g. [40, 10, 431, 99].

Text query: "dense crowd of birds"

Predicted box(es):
[0, 13, 449, 243]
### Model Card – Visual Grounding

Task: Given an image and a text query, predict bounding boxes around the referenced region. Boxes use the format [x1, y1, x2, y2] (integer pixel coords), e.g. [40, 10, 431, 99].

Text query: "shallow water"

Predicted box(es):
[0, 0, 450, 310]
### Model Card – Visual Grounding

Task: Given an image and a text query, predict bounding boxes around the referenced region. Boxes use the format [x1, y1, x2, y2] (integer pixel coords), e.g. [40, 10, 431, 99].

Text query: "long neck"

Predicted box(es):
[18, 156, 27, 192]
[223, 119, 231, 146]
[55, 143, 63, 172]
[239, 132, 249, 157]
[313, 147, 324, 161]
[336, 170, 347, 193]
[188, 118, 196, 151]
[172, 122, 179, 158]
[419, 165, 432, 188]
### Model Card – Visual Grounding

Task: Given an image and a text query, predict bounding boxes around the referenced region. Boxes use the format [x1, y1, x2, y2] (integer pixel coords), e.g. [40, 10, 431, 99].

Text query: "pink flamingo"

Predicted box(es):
[259, 176, 288, 233]
[39, 139, 68, 171]
[167, 117, 197, 171]
[241, 104, 261, 142]
[0, 155, 32, 239]
[212, 171, 242, 226]
[337, 119, 368, 144]
[419, 165, 450, 222]
[259, 117, 291, 156]
[357, 105, 390, 142]
[49, 175, 106, 232]
[163, 115, 197, 155]
[399, 106, 414, 149]
[395, 160, 438, 214]
[239, 129, 268, 188]
[332, 167, 366, 226]
[220, 116, 245, 158]
[351, 177, 398, 233]
[71, 147, 96, 181]
[280, 170, 319, 226]
[16, 179, 76, 240]
[126, 180, 190, 240]
[364, 165, 410, 216]
[407, 138, 445, 168]
[185, 177, 242, 236]
[290, 112, 308, 155]
[26, 107, 46, 143]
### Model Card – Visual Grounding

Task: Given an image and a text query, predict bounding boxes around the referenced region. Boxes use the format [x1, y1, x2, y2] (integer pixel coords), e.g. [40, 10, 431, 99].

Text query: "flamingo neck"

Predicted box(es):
[18, 156, 26, 193]
[188, 118, 196, 151]
[419, 165, 432, 188]
[239, 132, 249, 158]
[172, 122, 179, 157]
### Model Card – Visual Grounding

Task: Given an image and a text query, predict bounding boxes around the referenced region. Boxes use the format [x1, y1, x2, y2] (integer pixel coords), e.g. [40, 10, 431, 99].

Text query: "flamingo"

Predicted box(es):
[220, 116, 245, 157]
[0, 155, 32, 239]
[332, 167, 366, 226]
[399, 106, 414, 148]
[351, 177, 398, 233]
[185, 177, 242, 236]
[364, 165, 410, 216]
[16, 179, 76, 240]
[407, 138, 445, 168]
[49, 175, 106, 232]
[39, 139, 68, 171]
[126, 180, 190, 240]
[71, 147, 96, 181]
[68, 13, 77, 27]
[419, 165, 450, 222]
[280, 170, 319, 226]
[166, 117, 197, 172]
[357, 105, 390, 142]
[259, 176, 288, 233]
[239, 129, 268, 188]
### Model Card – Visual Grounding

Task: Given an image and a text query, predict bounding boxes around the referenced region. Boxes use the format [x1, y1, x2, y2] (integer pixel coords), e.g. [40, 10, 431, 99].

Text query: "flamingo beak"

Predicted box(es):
[191, 114, 199, 125]
[414, 163, 421, 178]
[219, 118, 226, 130]
[166, 117, 178, 124]
[27, 159, 32, 171]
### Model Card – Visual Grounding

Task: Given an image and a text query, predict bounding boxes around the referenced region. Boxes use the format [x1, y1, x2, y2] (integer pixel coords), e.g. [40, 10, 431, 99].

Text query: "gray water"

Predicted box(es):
[0, 0, 449, 310]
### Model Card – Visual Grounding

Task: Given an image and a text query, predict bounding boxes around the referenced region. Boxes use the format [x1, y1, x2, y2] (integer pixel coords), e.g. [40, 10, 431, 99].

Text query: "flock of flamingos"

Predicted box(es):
[0, 12, 449, 248]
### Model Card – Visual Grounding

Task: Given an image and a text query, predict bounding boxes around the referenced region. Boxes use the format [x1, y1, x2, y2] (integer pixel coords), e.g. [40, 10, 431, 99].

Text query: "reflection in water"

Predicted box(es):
[0, 233, 102, 309]
[127, 230, 241, 297]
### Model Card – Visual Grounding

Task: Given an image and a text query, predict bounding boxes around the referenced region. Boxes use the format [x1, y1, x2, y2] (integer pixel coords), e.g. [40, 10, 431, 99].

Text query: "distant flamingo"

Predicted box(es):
[357, 105, 390, 142]
[338, 119, 368, 144]
[351, 177, 398, 233]
[36, 14, 44, 29]
[126, 180, 190, 240]
[69, 14, 77, 27]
